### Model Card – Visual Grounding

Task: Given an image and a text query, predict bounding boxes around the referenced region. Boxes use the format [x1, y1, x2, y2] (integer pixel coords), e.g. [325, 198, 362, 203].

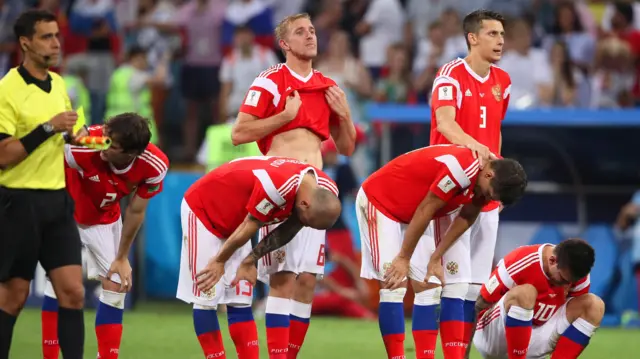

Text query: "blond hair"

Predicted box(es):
[274, 13, 311, 42]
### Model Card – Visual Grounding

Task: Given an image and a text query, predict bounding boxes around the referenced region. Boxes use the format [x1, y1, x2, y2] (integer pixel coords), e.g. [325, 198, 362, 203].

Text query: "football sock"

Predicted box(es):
[95, 290, 125, 359]
[412, 287, 441, 359]
[265, 296, 290, 359]
[288, 300, 312, 359]
[193, 304, 226, 359]
[227, 305, 259, 359]
[0, 309, 17, 359]
[550, 318, 596, 359]
[57, 306, 85, 359]
[440, 283, 468, 358]
[463, 284, 481, 349]
[42, 281, 59, 359]
[378, 288, 407, 359]
[505, 305, 533, 359]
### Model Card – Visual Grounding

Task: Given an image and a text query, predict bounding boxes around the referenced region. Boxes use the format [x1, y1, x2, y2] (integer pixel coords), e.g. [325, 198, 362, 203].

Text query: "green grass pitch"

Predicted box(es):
[9, 302, 640, 358]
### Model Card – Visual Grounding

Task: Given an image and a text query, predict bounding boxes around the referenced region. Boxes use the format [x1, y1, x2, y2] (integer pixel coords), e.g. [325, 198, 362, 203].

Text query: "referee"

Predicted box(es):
[0, 10, 84, 359]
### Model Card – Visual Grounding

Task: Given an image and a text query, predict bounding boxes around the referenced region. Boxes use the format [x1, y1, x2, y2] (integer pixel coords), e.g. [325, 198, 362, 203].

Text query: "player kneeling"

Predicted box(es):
[176, 156, 340, 359]
[471, 239, 603, 359]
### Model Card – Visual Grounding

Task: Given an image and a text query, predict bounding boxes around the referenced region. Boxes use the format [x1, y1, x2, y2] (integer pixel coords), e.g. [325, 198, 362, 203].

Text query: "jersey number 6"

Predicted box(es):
[100, 193, 117, 208]
[480, 106, 487, 128]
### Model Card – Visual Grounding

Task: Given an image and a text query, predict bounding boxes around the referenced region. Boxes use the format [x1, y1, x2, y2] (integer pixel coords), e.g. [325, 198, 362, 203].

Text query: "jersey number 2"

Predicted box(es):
[480, 106, 487, 128]
[100, 193, 117, 208]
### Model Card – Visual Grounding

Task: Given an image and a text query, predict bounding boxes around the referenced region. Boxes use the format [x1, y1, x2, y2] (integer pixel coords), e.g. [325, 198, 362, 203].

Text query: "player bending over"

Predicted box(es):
[469, 239, 603, 359]
[41, 113, 169, 359]
[231, 12, 356, 358]
[356, 144, 527, 359]
[176, 156, 341, 359]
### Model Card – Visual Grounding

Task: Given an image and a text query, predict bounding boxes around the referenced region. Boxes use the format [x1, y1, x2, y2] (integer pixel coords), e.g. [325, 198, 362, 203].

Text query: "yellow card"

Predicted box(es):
[73, 106, 87, 134]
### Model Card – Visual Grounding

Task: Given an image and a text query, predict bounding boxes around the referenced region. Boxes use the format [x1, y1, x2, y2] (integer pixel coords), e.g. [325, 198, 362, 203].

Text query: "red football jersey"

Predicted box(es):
[479, 244, 591, 327]
[64, 125, 169, 226]
[362, 145, 481, 224]
[238, 63, 340, 154]
[184, 156, 339, 238]
[430, 59, 511, 212]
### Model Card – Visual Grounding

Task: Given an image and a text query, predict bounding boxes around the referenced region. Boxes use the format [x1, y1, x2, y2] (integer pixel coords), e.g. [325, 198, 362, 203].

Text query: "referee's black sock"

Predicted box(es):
[58, 306, 85, 359]
[0, 309, 17, 359]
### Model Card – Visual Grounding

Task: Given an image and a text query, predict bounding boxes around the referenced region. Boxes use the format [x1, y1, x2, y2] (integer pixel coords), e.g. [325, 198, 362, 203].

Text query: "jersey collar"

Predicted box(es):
[18, 64, 52, 93]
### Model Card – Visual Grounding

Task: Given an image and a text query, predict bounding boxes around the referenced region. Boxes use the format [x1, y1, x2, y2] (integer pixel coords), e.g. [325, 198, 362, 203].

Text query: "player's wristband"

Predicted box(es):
[20, 124, 55, 154]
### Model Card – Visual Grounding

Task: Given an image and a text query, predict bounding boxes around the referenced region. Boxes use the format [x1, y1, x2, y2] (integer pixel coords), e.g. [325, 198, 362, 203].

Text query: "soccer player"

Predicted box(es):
[429, 9, 512, 353]
[0, 10, 85, 359]
[471, 239, 603, 359]
[231, 13, 356, 358]
[356, 144, 527, 359]
[176, 156, 341, 359]
[40, 113, 169, 359]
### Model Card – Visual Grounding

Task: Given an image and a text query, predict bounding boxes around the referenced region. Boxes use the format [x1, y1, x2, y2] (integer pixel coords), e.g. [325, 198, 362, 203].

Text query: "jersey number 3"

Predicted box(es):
[480, 106, 487, 128]
[100, 193, 117, 208]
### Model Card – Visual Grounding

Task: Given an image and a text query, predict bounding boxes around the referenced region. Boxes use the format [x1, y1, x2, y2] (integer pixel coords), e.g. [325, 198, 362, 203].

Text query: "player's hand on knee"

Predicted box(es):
[231, 259, 258, 287]
[107, 258, 133, 292]
[425, 258, 445, 286]
[383, 255, 410, 290]
[196, 257, 225, 292]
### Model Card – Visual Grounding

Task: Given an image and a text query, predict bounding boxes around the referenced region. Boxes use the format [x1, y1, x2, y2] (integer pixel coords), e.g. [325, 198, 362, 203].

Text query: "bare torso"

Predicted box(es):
[266, 128, 323, 169]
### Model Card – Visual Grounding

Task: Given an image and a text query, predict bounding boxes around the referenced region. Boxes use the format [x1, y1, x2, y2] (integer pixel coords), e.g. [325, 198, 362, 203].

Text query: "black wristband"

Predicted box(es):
[19, 124, 55, 154]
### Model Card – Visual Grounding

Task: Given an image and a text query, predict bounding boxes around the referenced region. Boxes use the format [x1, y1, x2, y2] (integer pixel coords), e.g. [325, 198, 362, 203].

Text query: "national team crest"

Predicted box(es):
[274, 249, 286, 264]
[492, 84, 502, 102]
[200, 286, 216, 300]
[382, 262, 392, 274]
[446, 261, 459, 275]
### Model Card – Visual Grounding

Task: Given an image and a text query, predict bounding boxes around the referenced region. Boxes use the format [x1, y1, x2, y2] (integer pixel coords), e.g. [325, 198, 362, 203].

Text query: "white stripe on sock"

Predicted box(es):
[290, 300, 311, 319]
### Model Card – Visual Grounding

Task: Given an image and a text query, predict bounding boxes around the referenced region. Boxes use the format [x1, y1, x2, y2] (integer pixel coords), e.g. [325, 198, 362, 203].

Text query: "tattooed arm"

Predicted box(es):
[465, 295, 494, 359]
[245, 214, 304, 264]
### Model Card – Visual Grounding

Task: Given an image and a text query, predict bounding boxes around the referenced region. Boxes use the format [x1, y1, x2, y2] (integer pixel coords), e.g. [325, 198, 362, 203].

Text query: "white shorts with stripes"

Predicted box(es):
[176, 199, 254, 307]
[80, 218, 123, 283]
[473, 296, 572, 359]
[469, 208, 500, 284]
[257, 224, 326, 284]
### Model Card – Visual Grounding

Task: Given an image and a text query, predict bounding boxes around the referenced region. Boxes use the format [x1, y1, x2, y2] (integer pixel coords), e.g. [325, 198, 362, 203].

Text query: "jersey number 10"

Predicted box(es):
[480, 106, 487, 128]
[533, 302, 557, 322]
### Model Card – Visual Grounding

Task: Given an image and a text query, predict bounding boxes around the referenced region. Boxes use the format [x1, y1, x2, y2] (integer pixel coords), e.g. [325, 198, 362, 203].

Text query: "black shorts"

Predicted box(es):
[0, 187, 81, 282]
[180, 65, 220, 101]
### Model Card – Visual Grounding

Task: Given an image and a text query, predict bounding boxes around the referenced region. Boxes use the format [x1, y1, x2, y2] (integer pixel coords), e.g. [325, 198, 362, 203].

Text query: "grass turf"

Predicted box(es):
[9, 302, 640, 358]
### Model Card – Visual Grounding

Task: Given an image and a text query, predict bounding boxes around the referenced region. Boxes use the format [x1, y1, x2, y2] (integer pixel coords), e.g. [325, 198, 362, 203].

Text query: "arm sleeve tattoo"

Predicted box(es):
[247, 215, 304, 264]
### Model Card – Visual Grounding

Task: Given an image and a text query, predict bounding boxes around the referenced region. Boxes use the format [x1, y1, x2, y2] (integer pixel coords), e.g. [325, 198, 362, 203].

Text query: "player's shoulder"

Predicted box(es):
[256, 63, 286, 81]
[436, 58, 466, 78]
[503, 244, 543, 268]
[137, 144, 169, 175]
[311, 68, 337, 86]
[490, 64, 511, 82]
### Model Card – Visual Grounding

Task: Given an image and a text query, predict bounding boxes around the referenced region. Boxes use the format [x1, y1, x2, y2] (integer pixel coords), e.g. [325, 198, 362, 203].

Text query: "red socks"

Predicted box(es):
[550, 318, 596, 359]
[288, 301, 312, 358]
[412, 288, 441, 359]
[193, 305, 226, 358]
[265, 297, 291, 358]
[95, 291, 126, 359]
[41, 292, 59, 359]
[227, 306, 259, 359]
[504, 306, 533, 359]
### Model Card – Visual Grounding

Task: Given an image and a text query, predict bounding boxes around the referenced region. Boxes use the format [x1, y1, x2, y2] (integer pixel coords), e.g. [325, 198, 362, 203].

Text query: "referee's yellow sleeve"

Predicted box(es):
[0, 94, 17, 136]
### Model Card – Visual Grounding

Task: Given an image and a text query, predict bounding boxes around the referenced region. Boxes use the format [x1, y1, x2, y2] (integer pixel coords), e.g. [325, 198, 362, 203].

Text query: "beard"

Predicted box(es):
[288, 47, 316, 62]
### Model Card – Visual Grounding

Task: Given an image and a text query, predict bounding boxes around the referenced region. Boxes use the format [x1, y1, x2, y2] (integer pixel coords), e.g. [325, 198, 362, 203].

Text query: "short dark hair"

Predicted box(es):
[614, 1, 634, 25]
[490, 158, 527, 206]
[105, 113, 151, 154]
[554, 238, 595, 280]
[127, 45, 147, 60]
[13, 10, 57, 41]
[462, 9, 505, 49]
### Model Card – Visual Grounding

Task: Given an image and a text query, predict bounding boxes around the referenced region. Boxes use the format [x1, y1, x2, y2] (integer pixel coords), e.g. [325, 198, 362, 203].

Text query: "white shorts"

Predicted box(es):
[176, 199, 254, 307]
[257, 223, 326, 284]
[80, 218, 123, 284]
[356, 188, 437, 283]
[473, 296, 572, 359]
[470, 208, 500, 284]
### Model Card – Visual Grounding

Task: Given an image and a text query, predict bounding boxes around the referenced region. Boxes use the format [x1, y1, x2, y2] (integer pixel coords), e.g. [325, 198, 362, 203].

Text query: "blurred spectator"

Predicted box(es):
[374, 43, 412, 103]
[543, 1, 596, 72]
[615, 191, 640, 316]
[607, 1, 640, 104]
[339, 0, 368, 57]
[61, 56, 92, 123]
[222, 0, 274, 55]
[440, 8, 468, 66]
[69, 0, 121, 123]
[173, 0, 226, 160]
[602, 0, 640, 32]
[355, 0, 405, 80]
[305, 0, 344, 55]
[499, 18, 553, 109]
[0, 0, 23, 75]
[412, 21, 447, 98]
[105, 46, 168, 144]
[316, 30, 372, 124]
[485, 0, 534, 18]
[265, 0, 306, 25]
[549, 40, 585, 107]
[590, 37, 635, 108]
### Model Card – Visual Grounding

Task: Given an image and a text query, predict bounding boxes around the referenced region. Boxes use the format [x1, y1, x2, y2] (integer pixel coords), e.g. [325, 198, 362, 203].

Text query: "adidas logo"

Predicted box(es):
[89, 175, 100, 182]
[465, 89, 472, 97]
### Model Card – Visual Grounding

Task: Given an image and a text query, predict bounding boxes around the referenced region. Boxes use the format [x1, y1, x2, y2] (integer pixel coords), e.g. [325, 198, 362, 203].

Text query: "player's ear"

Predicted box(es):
[279, 39, 289, 52]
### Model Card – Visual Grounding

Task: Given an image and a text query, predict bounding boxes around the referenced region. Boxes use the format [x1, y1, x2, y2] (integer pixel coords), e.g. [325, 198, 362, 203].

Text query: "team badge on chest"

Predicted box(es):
[492, 84, 502, 102]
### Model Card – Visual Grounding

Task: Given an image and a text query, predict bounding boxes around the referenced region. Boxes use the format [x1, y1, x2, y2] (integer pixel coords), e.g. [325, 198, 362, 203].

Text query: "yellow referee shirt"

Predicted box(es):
[0, 66, 72, 190]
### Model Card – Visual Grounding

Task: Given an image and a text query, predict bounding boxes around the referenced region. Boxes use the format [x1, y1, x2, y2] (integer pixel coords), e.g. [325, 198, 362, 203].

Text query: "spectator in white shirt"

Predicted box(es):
[543, 1, 595, 73]
[440, 8, 468, 66]
[413, 21, 447, 96]
[499, 18, 553, 109]
[355, 0, 405, 80]
[549, 40, 586, 107]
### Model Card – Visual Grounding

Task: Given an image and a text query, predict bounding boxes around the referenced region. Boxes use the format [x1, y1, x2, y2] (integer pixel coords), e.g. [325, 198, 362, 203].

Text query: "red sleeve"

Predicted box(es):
[502, 77, 511, 120]
[480, 266, 510, 303]
[238, 75, 279, 119]
[135, 149, 169, 199]
[568, 274, 590, 297]
[245, 174, 287, 223]
[480, 247, 539, 303]
[431, 72, 461, 110]
[63, 145, 97, 172]
[428, 152, 477, 202]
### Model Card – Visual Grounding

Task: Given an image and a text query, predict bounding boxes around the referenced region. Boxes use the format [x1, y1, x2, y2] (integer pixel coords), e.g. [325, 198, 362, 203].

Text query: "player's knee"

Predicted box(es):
[577, 294, 605, 325]
[100, 290, 126, 309]
[293, 272, 317, 303]
[54, 282, 85, 309]
[414, 286, 442, 306]
[0, 280, 31, 314]
[102, 278, 125, 293]
[466, 283, 482, 301]
[379, 287, 407, 303]
[411, 278, 437, 293]
[505, 284, 537, 310]
[269, 272, 297, 298]
[442, 283, 469, 299]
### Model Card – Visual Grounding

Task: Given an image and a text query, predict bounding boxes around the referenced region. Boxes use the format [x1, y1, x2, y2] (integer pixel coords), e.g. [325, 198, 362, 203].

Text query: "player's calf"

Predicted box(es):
[193, 304, 226, 359]
[266, 272, 297, 359]
[288, 272, 317, 359]
[378, 281, 407, 359]
[411, 280, 441, 359]
[227, 304, 259, 359]
[95, 278, 127, 359]
[462, 284, 482, 349]
[439, 282, 469, 359]
[551, 294, 604, 359]
[503, 284, 536, 359]
[0, 279, 30, 359]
